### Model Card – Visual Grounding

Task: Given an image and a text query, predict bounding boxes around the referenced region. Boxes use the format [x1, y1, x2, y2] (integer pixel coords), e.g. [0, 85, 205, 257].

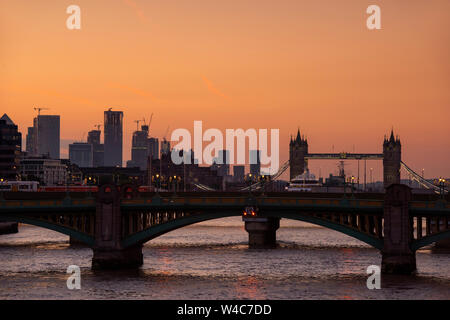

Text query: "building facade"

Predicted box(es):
[20, 157, 67, 186]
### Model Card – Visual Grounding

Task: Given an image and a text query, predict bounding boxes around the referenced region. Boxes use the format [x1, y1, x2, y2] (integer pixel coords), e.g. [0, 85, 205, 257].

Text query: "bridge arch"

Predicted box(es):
[0, 216, 95, 246]
[121, 211, 384, 250]
[411, 230, 450, 251]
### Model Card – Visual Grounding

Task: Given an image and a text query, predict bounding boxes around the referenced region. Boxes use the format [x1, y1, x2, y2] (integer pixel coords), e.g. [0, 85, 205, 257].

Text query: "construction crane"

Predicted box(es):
[163, 125, 170, 141]
[34, 107, 49, 116]
[148, 113, 154, 129]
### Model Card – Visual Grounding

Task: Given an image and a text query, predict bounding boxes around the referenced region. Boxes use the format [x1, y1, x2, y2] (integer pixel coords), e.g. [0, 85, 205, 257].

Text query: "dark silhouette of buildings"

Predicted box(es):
[104, 109, 123, 167]
[383, 130, 401, 188]
[0, 114, 21, 180]
[289, 129, 308, 180]
[148, 150, 223, 191]
[127, 124, 160, 170]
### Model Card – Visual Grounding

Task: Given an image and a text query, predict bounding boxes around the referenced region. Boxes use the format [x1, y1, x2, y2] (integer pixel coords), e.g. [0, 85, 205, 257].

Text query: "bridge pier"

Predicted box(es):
[92, 184, 143, 270]
[92, 245, 143, 270]
[244, 217, 280, 249]
[382, 184, 416, 274]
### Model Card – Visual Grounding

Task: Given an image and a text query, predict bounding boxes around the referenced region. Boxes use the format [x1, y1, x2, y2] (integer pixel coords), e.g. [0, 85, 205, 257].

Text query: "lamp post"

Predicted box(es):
[351, 176, 355, 198]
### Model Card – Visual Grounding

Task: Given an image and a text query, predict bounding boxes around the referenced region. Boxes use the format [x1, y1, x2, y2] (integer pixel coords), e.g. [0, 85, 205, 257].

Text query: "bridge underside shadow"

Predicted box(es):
[121, 211, 384, 250]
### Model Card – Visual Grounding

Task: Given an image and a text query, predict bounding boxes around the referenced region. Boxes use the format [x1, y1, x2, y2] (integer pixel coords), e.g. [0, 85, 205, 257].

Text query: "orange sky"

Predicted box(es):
[1, 0, 449, 180]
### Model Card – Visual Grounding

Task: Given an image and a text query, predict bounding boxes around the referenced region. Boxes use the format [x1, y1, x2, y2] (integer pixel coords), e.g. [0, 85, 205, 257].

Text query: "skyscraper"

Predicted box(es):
[130, 125, 149, 170]
[34, 115, 60, 159]
[0, 114, 21, 180]
[104, 109, 123, 167]
[88, 130, 104, 167]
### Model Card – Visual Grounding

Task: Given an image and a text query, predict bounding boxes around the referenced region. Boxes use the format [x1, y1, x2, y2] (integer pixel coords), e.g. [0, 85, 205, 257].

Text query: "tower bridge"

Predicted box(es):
[289, 129, 401, 189]
[0, 185, 449, 274]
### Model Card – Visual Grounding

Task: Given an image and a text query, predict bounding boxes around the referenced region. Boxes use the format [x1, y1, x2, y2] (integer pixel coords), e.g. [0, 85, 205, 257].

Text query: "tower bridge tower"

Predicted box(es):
[289, 129, 308, 180]
[383, 130, 401, 188]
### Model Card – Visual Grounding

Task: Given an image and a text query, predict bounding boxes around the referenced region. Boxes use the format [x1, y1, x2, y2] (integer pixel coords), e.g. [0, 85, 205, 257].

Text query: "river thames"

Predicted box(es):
[0, 218, 449, 300]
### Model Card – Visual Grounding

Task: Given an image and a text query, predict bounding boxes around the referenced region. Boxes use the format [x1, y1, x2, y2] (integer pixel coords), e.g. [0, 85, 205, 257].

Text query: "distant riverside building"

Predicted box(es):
[104, 109, 123, 167]
[34, 115, 60, 159]
[69, 142, 93, 168]
[0, 114, 22, 180]
[249, 150, 261, 176]
[88, 130, 104, 167]
[233, 165, 245, 182]
[20, 157, 67, 186]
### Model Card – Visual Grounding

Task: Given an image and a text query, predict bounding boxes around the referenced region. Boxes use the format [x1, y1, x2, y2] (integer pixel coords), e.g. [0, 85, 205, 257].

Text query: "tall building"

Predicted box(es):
[69, 142, 93, 168]
[383, 130, 401, 188]
[32, 115, 60, 159]
[104, 109, 123, 167]
[0, 114, 21, 180]
[88, 130, 104, 167]
[289, 130, 308, 180]
[129, 125, 149, 170]
[148, 137, 159, 160]
[249, 150, 261, 176]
